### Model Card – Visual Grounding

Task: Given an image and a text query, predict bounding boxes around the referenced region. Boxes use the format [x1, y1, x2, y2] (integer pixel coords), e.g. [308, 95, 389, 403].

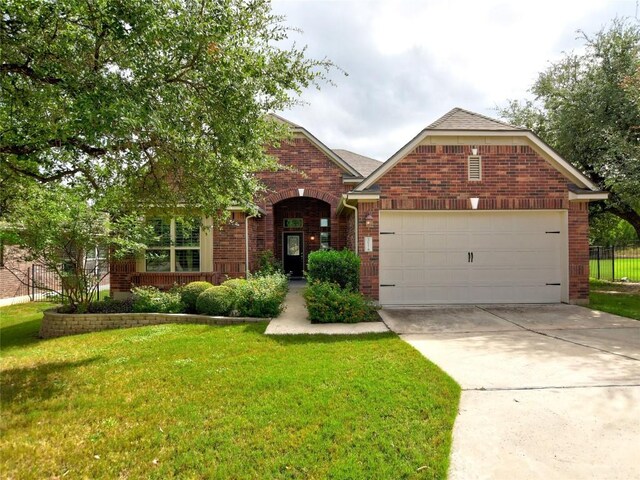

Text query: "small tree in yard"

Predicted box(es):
[0, 185, 149, 312]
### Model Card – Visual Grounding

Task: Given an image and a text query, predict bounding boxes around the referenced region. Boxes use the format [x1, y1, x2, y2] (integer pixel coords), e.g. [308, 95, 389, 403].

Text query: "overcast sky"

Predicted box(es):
[272, 0, 638, 160]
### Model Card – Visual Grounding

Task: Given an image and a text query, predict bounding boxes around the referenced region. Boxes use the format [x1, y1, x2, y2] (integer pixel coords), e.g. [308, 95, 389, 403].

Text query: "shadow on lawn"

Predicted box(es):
[0, 318, 43, 350]
[1, 357, 100, 406]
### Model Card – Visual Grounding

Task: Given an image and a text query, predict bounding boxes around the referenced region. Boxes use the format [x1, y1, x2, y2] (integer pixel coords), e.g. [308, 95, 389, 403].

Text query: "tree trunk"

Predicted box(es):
[607, 205, 640, 241]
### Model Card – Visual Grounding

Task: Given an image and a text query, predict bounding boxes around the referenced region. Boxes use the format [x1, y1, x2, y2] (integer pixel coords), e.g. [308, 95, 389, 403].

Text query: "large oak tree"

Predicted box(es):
[499, 18, 640, 239]
[1, 0, 331, 215]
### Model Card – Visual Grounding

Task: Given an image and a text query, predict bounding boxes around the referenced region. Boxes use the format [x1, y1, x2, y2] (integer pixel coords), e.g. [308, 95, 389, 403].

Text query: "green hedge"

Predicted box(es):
[224, 273, 288, 318]
[180, 281, 214, 313]
[306, 249, 360, 290]
[304, 281, 378, 323]
[132, 286, 185, 313]
[196, 286, 235, 316]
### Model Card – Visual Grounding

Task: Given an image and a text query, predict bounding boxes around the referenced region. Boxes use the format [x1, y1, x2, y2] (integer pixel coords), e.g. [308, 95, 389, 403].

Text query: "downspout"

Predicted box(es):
[245, 213, 257, 278]
[341, 195, 358, 255]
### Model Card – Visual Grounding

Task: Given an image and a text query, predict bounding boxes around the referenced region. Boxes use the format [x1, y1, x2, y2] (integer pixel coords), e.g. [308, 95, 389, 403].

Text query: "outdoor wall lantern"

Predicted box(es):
[471, 146, 478, 155]
[470, 197, 480, 210]
[365, 213, 374, 226]
[298, 188, 305, 197]
[310, 235, 316, 241]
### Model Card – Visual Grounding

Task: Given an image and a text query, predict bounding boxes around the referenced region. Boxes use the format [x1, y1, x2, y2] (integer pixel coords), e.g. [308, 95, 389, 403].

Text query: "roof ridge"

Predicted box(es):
[453, 107, 520, 129]
[426, 107, 522, 130]
[426, 108, 462, 128]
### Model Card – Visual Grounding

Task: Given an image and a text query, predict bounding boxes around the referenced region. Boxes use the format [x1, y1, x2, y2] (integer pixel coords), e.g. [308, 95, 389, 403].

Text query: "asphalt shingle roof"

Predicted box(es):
[427, 107, 524, 131]
[332, 149, 383, 177]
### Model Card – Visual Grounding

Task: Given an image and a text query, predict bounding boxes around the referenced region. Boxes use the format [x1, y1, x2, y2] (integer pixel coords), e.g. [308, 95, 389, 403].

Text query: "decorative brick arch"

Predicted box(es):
[264, 188, 341, 210]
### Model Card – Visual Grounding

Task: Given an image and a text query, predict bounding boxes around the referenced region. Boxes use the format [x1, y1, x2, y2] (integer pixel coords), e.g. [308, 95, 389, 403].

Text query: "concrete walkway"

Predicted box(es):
[380, 305, 640, 480]
[265, 281, 388, 335]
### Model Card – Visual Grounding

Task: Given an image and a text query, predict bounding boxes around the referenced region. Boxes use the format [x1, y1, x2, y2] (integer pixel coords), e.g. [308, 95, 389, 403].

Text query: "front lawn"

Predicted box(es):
[589, 280, 640, 320]
[0, 303, 460, 479]
[589, 258, 640, 282]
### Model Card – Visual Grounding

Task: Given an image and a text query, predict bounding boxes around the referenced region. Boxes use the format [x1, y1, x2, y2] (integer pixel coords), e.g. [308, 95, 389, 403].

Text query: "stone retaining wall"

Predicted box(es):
[40, 309, 266, 339]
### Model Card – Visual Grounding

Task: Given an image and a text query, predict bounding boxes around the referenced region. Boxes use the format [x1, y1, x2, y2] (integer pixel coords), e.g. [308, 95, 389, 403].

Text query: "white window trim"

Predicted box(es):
[145, 218, 201, 273]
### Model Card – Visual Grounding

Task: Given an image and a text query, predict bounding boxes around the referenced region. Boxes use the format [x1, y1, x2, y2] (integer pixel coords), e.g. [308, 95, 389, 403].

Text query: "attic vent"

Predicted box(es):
[468, 156, 482, 181]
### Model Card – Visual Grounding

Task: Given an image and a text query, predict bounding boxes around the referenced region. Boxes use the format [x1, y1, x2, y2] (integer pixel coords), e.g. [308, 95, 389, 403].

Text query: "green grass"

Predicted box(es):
[0, 303, 460, 479]
[589, 280, 640, 320]
[589, 258, 640, 282]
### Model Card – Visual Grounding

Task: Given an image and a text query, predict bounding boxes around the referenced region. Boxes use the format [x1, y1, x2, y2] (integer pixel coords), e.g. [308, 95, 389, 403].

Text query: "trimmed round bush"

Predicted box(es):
[196, 286, 235, 316]
[222, 278, 248, 291]
[132, 286, 184, 313]
[180, 281, 214, 312]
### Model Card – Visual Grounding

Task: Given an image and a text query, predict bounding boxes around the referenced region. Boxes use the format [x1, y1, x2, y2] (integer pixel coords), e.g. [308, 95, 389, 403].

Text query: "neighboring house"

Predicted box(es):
[0, 245, 30, 306]
[110, 108, 606, 305]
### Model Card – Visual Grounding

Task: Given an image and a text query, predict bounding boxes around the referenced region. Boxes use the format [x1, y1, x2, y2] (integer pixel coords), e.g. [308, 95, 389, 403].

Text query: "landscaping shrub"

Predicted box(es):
[221, 278, 248, 291]
[306, 249, 360, 290]
[255, 249, 283, 275]
[87, 297, 134, 314]
[304, 281, 378, 323]
[196, 286, 235, 316]
[233, 273, 288, 317]
[180, 281, 214, 313]
[131, 286, 184, 313]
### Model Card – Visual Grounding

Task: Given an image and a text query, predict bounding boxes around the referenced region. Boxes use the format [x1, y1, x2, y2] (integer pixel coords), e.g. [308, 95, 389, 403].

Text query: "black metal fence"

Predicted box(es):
[589, 245, 640, 282]
[28, 264, 110, 302]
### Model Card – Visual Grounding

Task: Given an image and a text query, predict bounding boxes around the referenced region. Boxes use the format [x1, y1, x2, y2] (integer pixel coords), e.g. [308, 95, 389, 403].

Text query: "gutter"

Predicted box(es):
[245, 213, 258, 278]
[341, 195, 358, 255]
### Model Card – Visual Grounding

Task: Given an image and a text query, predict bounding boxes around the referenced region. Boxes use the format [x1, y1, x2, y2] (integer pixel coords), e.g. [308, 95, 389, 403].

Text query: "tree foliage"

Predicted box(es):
[499, 18, 640, 239]
[0, 185, 150, 311]
[1, 0, 332, 216]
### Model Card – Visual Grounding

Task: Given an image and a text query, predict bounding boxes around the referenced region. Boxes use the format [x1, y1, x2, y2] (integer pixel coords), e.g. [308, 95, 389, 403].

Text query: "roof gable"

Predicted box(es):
[355, 108, 598, 192]
[269, 114, 360, 177]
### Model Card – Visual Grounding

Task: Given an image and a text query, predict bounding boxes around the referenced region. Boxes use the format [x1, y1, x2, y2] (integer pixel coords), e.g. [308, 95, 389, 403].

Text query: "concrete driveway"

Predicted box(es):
[379, 305, 640, 480]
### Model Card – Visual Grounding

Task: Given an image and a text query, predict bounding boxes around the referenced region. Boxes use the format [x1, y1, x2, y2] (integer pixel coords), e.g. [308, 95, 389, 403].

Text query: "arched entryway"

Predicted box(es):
[273, 197, 332, 276]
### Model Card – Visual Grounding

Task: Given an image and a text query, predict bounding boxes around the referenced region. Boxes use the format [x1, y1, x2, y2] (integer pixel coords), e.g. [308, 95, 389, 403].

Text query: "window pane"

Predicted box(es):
[175, 250, 200, 272]
[320, 232, 330, 249]
[149, 218, 171, 247]
[287, 236, 300, 256]
[146, 250, 171, 272]
[320, 218, 329, 228]
[176, 219, 200, 247]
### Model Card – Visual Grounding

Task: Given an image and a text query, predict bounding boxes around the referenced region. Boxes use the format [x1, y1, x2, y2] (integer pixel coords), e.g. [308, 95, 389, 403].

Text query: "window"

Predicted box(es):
[320, 218, 329, 228]
[468, 156, 482, 181]
[145, 218, 200, 272]
[320, 232, 330, 249]
[86, 247, 108, 277]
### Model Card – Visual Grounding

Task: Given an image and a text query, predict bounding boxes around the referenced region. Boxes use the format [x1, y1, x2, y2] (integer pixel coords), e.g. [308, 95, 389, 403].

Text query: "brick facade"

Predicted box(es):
[568, 202, 590, 303]
[0, 263, 29, 303]
[358, 144, 589, 303]
[109, 132, 591, 305]
[111, 135, 354, 295]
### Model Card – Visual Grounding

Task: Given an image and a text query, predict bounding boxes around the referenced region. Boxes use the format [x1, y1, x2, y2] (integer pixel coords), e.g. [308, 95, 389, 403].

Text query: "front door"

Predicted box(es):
[284, 233, 304, 277]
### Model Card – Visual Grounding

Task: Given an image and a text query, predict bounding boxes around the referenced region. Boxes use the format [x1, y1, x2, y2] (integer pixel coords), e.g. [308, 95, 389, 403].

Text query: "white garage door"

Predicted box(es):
[379, 211, 566, 305]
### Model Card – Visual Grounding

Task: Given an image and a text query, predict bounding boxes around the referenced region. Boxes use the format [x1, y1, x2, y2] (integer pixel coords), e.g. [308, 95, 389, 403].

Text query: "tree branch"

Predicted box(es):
[0, 138, 108, 156]
[0, 63, 62, 85]
[1, 159, 81, 183]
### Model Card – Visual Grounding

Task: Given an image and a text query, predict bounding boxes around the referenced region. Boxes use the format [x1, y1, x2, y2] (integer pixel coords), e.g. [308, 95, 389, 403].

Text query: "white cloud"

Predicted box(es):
[273, 0, 635, 159]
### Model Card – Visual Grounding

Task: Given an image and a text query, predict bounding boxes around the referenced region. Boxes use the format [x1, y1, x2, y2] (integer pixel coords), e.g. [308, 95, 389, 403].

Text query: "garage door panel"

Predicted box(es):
[379, 211, 565, 305]
[468, 267, 562, 285]
[403, 234, 425, 250]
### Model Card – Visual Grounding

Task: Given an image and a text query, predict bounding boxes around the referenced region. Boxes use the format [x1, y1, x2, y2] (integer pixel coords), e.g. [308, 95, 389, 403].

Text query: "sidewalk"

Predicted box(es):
[264, 281, 389, 335]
